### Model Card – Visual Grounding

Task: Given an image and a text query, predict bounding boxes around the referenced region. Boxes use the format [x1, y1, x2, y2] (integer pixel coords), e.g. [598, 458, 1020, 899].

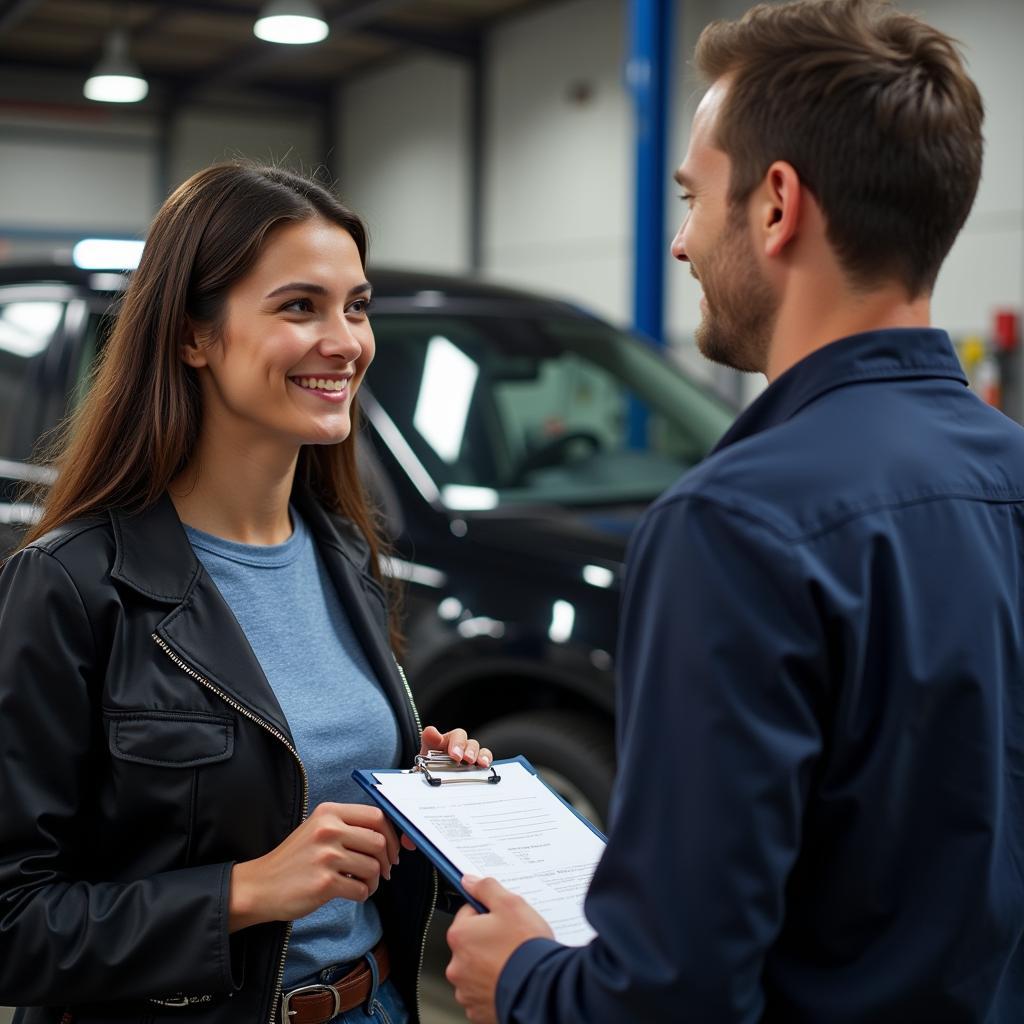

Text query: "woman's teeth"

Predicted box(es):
[296, 377, 346, 391]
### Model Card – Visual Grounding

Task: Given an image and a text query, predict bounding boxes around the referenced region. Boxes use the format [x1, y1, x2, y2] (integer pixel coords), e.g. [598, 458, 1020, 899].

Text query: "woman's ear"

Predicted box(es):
[180, 324, 210, 369]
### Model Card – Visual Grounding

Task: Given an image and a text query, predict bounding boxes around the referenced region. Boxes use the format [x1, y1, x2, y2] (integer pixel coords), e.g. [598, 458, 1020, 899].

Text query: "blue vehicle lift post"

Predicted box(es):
[627, 0, 674, 448]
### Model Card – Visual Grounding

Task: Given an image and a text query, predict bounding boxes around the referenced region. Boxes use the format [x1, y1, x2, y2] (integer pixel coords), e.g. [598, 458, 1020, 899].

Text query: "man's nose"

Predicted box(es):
[671, 227, 689, 263]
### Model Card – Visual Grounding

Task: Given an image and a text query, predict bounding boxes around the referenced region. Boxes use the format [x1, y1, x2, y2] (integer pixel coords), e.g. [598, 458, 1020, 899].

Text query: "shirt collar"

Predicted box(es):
[712, 327, 967, 455]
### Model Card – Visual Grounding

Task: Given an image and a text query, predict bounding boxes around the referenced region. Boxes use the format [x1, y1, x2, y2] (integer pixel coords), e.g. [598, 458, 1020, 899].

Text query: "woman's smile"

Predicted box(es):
[289, 372, 354, 401]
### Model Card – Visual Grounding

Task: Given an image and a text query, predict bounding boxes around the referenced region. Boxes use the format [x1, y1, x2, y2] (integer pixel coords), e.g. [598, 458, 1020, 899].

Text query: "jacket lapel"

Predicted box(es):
[293, 487, 421, 764]
[111, 495, 293, 740]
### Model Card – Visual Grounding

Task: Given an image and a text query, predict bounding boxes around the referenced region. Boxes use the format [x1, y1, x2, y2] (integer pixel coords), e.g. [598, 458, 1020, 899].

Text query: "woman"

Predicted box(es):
[0, 163, 491, 1024]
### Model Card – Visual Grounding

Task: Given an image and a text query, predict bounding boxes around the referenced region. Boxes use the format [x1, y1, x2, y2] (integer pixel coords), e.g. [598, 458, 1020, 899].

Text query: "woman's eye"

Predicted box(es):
[347, 298, 372, 316]
[678, 192, 695, 205]
[282, 297, 314, 314]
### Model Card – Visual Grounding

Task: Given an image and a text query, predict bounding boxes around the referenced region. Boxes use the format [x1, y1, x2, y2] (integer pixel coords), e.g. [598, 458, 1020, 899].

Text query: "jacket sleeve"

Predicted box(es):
[497, 496, 827, 1023]
[0, 546, 239, 1005]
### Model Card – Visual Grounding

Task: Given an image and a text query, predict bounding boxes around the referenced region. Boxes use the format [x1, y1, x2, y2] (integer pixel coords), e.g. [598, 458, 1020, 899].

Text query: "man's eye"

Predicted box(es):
[678, 192, 695, 204]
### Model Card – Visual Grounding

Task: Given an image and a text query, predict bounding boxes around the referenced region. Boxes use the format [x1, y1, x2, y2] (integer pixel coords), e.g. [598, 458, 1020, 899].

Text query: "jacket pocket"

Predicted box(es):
[106, 711, 234, 768]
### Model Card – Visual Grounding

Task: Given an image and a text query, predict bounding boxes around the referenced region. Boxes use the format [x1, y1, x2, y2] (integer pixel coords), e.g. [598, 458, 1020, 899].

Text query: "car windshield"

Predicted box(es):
[366, 313, 733, 508]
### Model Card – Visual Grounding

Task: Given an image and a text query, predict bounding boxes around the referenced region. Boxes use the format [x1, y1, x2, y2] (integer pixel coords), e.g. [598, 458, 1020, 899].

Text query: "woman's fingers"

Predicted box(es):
[332, 847, 386, 894]
[419, 724, 445, 755]
[421, 725, 495, 766]
[328, 803, 401, 867]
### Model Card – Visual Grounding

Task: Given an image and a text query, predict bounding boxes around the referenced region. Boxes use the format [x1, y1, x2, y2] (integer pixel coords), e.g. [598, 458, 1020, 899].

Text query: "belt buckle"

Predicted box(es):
[280, 983, 342, 1021]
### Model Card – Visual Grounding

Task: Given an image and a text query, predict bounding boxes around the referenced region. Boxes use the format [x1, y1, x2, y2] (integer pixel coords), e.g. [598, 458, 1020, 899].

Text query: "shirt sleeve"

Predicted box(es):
[0, 545, 240, 1005]
[497, 495, 827, 1023]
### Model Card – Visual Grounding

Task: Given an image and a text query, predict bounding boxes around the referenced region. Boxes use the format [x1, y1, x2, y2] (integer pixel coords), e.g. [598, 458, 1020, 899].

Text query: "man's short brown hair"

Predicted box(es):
[696, 0, 984, 296]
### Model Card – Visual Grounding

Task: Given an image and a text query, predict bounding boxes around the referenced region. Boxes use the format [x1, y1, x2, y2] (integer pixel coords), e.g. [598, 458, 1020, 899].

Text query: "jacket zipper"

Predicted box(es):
[394, 656, 438, 1024]
[152, 633, 309, 1024]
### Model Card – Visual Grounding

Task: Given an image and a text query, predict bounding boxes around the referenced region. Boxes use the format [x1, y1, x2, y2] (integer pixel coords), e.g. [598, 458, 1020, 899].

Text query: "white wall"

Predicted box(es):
[482, 0, 632, 323]
[663, 0, 1024, 403]
[0, 92, 322, 262]
[924, 0, 1024, 337]
[335, 55, 471, 274]
[169, 108, 322, 189]
[0, 112, 157, 260]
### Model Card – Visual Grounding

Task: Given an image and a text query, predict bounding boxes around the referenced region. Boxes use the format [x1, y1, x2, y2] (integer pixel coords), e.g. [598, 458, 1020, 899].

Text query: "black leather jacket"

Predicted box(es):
[0, 487, 436, 1024]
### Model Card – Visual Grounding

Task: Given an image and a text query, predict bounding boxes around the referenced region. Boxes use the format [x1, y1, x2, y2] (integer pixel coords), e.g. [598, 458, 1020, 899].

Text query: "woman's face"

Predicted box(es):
[185, 216, 374, 456]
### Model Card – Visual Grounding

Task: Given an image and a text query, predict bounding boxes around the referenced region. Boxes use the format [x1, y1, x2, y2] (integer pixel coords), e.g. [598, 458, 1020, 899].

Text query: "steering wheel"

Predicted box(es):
[510, 430, 603, 485]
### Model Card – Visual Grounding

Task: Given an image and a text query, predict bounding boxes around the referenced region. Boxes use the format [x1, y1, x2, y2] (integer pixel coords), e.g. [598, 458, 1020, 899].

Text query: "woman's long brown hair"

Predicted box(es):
[21, 162, 400, 647]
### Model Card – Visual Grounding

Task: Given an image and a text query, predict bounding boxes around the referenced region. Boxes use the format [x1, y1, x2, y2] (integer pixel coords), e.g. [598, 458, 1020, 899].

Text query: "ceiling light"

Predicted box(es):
[84, 30, 149, 103]
[254, 0, 329, 44]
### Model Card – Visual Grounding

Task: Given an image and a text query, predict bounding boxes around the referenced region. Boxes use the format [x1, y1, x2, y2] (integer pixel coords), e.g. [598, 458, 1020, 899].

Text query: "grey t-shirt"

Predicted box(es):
[185, 509, 400, 987]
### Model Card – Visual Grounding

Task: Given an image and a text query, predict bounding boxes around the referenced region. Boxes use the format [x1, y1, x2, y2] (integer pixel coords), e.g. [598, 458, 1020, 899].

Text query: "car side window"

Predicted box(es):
[0, 300, 66, 461]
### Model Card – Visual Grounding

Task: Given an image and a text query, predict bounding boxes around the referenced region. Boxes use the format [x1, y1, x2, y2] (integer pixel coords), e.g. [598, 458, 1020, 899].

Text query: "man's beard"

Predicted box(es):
[693, 206, 777, 375]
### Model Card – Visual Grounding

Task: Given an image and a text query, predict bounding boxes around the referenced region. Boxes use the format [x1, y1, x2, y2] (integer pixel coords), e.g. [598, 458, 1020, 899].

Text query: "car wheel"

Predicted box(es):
[474, 711, 615, 829]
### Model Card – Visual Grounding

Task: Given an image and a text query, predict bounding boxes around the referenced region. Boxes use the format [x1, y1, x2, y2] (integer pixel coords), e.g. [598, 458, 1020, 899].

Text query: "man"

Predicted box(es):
[445, 0, 1024, 1021]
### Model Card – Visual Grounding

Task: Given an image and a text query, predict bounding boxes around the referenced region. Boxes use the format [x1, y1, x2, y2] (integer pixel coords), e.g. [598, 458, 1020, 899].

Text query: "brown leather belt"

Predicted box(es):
[280, 940, 390, 1023]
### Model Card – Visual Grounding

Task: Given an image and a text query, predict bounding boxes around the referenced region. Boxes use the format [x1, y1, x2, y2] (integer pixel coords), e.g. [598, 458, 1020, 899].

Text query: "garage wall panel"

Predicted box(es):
[664, 0, 1024, 405]
[0, 126, 156, 236]
[336, 56, 470, 273]
[923, 0, 1024, 337]
[483, 0, 631, 324]
[169, 109, 322, 193]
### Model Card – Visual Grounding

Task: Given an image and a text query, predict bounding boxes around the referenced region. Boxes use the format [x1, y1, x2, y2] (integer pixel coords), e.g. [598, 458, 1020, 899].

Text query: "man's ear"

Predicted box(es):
[757, 160, 802, 259]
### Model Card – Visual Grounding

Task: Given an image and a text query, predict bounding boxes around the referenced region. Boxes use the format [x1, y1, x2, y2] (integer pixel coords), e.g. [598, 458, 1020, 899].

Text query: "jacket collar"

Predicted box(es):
[712, 328, 967, 455]
[109, 486, 371, 602]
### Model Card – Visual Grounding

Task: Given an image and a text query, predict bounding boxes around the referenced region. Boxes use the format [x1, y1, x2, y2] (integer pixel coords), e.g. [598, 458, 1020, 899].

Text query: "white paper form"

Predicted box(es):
[373, 760, 604, 945]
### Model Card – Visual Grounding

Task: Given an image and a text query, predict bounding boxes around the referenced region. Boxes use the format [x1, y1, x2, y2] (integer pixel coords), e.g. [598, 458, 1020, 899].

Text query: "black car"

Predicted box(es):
[0, 262, 733, 825]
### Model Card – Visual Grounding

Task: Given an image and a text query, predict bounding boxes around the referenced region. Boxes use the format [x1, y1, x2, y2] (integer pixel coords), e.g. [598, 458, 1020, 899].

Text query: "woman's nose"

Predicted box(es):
[319, 316, 363, 360]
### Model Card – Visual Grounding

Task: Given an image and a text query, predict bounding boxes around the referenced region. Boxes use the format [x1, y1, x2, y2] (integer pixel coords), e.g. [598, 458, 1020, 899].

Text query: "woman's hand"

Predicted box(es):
[402, 725, 496, 852]
[228, 803, 400, 932]
[419, 724, 493, 767]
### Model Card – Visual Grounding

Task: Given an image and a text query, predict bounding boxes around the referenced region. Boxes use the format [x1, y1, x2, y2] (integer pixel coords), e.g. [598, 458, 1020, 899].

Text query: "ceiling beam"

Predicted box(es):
[362, 23, 480, 61]
[0, 53, 330, 107]
[0, 0, 45, 35]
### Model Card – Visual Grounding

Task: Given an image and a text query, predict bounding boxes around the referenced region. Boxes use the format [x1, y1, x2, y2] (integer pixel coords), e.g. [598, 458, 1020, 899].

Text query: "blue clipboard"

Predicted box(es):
[353, 755, 607, 913]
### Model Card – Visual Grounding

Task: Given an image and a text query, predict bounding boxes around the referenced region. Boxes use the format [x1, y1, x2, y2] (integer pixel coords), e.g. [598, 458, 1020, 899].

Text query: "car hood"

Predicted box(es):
[462, 503, 644, 570]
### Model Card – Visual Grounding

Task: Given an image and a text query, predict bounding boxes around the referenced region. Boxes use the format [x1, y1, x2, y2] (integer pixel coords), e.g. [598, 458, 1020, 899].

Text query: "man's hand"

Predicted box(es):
[446, 875, 554, 1024]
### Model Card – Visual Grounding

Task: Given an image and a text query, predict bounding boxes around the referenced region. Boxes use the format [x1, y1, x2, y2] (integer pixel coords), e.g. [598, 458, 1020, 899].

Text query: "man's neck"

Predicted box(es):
[765, 278, 932, 382]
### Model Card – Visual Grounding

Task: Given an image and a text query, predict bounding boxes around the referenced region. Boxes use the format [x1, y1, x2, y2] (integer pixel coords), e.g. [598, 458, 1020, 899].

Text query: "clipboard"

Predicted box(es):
[353, 755, 607, 915]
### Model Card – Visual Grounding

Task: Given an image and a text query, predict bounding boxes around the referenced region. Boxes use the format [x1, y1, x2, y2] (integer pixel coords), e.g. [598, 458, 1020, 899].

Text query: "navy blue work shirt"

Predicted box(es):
[498, 328, 1024, 1023]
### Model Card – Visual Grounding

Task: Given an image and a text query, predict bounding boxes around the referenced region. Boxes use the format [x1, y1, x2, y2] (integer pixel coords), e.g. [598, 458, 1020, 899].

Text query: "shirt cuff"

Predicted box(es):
[496, 937, 567, 1024]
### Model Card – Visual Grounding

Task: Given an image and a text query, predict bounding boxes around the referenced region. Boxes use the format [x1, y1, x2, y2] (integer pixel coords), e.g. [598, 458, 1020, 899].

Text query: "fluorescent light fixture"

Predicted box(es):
[254, 0, 329, 43]
[84, 31, 148, 103]
[582, 564, 615, 588]
[414, 335, 479, 463]
[548, 600, 576, 644]
[441, 485, 499, 511]
[72, 238, 145, 271]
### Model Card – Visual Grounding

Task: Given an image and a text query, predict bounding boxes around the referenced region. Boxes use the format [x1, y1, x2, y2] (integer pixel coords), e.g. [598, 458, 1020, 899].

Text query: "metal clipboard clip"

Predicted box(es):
[413, 750, 501, 787]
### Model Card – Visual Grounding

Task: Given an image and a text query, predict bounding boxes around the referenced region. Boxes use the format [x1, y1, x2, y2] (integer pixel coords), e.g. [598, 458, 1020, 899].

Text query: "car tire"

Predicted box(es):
[474, 711, 615, 829]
